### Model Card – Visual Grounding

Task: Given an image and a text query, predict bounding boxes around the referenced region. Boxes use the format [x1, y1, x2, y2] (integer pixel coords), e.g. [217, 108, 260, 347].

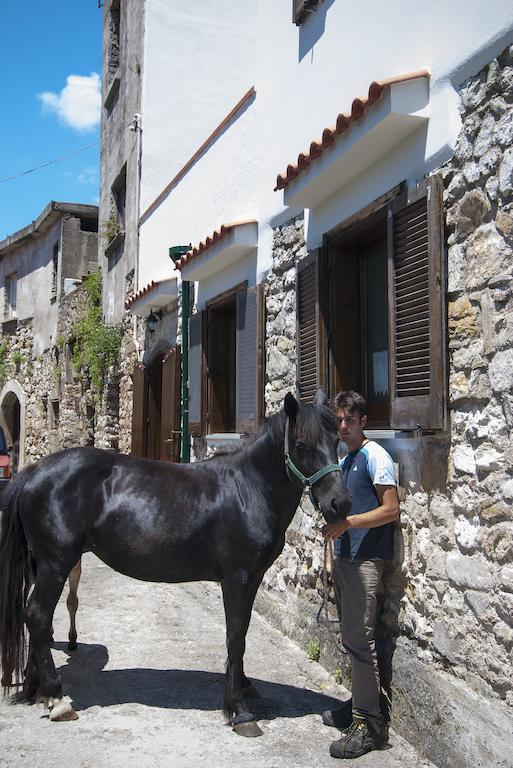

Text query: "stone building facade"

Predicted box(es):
[255, 47, 513, 768]
[0, 204, 101, 469]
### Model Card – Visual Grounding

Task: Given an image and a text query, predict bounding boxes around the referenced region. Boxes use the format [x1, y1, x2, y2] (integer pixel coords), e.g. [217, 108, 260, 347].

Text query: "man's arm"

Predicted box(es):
[322, 485, 399, 540]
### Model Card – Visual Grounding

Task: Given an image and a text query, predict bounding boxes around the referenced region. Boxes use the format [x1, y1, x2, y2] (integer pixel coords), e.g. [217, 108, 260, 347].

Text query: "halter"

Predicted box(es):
[284, 418, 342, 510]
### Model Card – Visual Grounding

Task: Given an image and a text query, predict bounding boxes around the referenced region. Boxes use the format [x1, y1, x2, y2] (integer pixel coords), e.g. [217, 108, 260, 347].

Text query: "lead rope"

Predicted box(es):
[316, 537, 335, 623]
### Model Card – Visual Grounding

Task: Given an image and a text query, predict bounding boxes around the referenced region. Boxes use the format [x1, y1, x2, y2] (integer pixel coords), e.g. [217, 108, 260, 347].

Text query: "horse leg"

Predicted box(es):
[66, 559, 82, 651]
[221, 575, 262, 737]
[24, 564, 78, 721]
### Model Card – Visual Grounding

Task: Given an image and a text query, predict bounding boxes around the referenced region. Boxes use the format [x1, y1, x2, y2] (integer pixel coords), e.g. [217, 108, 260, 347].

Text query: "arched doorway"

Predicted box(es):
[0, 381, 26, 472]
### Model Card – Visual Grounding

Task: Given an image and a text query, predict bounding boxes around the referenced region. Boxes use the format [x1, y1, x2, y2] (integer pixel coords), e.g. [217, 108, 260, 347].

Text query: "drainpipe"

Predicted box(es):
[169, 245, 192, 463]
[129, 113, 142, 359]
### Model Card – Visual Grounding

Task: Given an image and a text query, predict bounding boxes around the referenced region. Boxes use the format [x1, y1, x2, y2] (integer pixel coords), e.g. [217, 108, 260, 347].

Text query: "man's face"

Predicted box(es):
[336, 408, 367, 445]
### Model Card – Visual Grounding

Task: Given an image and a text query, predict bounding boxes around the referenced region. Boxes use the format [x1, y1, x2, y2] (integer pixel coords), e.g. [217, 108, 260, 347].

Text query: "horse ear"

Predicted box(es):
[313, 387, 328, 407]
[284, 392, 299, 419]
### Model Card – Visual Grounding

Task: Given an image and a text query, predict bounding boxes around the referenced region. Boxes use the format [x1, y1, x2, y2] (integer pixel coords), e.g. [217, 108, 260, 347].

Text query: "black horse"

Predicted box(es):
[0, 390, 350, 735]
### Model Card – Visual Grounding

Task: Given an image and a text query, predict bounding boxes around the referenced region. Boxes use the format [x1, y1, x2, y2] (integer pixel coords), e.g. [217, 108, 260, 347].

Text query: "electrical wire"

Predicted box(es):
[0, 141, 99, 184]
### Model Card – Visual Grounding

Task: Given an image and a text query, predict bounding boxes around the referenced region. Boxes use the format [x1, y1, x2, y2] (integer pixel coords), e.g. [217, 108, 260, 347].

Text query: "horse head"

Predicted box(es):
[283, 388, 351, 523]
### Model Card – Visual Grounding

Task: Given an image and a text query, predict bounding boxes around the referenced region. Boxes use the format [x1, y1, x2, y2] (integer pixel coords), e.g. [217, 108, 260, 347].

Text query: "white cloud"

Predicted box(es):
[78, 165, 99, 185]
[38, 73, 101, 132]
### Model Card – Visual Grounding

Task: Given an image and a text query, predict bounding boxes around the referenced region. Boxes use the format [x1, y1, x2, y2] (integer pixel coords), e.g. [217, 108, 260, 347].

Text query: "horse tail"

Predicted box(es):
[0, 466, 35, 692]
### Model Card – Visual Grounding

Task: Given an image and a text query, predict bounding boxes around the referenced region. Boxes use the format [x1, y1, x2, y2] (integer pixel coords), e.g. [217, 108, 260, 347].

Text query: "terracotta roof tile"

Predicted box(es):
[274, 70, 429, 192]
[175, 220, 257, 271]
[125, 280, 159, 309]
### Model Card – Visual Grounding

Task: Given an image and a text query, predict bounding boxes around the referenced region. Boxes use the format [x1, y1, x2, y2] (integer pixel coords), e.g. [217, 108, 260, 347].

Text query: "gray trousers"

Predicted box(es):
[333, 556, 385, 731]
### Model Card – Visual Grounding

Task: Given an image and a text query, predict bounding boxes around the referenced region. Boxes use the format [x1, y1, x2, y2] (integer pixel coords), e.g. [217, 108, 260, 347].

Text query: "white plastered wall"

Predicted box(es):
[138, 0, 513, 290]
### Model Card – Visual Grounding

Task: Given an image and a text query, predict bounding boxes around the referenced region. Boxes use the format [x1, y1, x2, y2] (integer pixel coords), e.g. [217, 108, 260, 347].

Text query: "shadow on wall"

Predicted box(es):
[298, 0, 337, 62]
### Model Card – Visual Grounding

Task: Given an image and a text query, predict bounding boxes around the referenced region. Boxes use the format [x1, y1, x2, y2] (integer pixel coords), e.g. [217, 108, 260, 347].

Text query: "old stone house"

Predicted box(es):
[99, 2, 513, 764]
[0, 202, 99, 467]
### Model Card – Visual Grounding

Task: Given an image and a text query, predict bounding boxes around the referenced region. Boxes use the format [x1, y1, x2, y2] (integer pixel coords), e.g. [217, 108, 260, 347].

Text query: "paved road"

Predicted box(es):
[0, 553, 434, 768]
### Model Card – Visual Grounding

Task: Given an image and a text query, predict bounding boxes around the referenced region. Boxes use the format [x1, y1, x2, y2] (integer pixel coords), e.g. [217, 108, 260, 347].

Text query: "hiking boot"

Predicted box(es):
[321, 698, 353, 729]
[329, 719, 388, 759]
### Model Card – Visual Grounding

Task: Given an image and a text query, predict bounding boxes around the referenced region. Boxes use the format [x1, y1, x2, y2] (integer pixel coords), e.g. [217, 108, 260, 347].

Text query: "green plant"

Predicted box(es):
[72, 270, 121, 389]
[334, 667, 344, 685]
[103, 217, 121, 244]
[0, 338, 8, 387]
[307, 637, 321, 662]
[55, 334, 67, 347]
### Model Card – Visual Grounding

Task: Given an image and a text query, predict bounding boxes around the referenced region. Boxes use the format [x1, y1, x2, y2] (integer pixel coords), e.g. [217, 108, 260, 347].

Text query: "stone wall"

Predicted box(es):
[255, 47, 513, 767]
[0, 283, 95, 464]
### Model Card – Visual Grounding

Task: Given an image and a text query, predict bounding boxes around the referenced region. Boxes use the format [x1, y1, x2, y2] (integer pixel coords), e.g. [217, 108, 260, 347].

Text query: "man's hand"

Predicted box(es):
[322, 519, 349, 540]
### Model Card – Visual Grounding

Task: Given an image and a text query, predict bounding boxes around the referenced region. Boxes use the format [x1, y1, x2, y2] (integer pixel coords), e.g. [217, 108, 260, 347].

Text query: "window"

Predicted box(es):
[4, 273, 17, 319]
[188, 284, 265, 436]
[105, 165, 126, 256]
[108, 1, 120, 79]
[51, 242, 59, 297]
[293, 0, 321, 25]
[297, 175, 446, 431]
[207, 294, 237, 433]
[50, 400, 60, 430]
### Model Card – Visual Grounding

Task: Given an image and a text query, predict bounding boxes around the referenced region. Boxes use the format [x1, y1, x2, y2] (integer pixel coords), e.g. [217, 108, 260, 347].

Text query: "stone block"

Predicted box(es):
[452, 444, 476, 476]
[473, 113, 497, 158]
[454, 514, 481, 550]
[474, 445, 504, 473]
[495, 591, 513, 625]
[483, 523, 513, 564]
[497, 109, 513, 148]
[433, 619, 464, 663]
[499, 147, 513, 196]
[464, 223, 510, 290]
[489, 348, 513, 392]
[500, 565, 513, 592]
[445, 552, 495, 590]
[465, 589, 491, 619]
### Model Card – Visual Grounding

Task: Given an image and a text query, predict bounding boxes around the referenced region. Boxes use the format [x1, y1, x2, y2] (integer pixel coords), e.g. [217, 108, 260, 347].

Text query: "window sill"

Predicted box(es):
[104, 71, 120, 111]
[364, 429, 417, 440]
[2, 318, 19, 334]
[205, 433, 244, 451]
[104, 231, 125, 258]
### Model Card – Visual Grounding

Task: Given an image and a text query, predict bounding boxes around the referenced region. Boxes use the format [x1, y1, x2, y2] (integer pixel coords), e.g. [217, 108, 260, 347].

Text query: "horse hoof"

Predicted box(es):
[49, 697, 78, 722]
[232, 720, 263, 737]
[37, 695, 78, 721]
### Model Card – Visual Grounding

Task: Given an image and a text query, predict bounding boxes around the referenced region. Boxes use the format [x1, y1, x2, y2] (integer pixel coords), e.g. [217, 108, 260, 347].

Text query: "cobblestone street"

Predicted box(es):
[0, 553, 434, 768]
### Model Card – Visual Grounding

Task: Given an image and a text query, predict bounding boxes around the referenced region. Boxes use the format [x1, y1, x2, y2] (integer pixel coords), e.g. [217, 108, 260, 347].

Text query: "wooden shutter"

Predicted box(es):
[388, 174, 446, 430]
[296, 251, 327, 402]
[131, 362, 148, 456]
[188, 311, 204, 435]
[160, 347, 181, 462]
[235, 284, 265, 433]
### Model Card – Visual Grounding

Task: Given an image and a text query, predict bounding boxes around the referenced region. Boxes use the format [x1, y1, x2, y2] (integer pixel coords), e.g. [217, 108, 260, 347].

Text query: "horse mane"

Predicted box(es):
[206, 401, 337, 461]
[263, 402, 337, 446]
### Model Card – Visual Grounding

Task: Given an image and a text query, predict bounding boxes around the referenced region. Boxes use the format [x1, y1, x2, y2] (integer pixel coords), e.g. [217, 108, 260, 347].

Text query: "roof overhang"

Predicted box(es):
[126, 278, 178, 317]
[284, 77, 429, 209]
[0, 201, 99, 257]
[178, 221, 258, 282]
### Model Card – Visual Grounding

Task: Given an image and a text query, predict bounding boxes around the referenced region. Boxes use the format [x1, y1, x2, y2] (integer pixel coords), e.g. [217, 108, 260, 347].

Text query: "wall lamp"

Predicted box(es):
[146, 308, 162, 333]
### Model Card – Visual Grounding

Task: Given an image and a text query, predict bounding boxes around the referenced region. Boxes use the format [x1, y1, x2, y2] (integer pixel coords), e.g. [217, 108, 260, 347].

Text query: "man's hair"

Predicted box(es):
[333, 390, 367, 418]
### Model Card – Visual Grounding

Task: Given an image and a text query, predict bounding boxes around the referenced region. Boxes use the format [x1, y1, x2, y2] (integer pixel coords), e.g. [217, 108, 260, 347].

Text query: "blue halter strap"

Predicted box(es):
[284, 418, 342, 507]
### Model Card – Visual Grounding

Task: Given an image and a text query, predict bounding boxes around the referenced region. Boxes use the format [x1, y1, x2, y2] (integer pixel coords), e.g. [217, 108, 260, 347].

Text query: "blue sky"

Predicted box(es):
[0, 2, 102, 240]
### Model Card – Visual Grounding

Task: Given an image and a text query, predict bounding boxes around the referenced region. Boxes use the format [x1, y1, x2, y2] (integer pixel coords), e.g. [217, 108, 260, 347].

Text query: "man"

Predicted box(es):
[321, 390, 399, 760]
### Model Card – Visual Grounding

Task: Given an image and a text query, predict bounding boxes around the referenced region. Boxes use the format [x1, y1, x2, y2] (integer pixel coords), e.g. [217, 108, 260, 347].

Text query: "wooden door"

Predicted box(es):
[160, 347, 181, 461]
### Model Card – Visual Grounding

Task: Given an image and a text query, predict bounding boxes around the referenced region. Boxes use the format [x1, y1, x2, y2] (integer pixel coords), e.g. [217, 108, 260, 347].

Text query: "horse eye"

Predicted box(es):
[296, 441, 306, 453]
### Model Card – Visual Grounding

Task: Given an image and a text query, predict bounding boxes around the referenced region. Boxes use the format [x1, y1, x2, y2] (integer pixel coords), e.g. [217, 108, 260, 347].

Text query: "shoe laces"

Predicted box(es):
[346, 719, 366, 736]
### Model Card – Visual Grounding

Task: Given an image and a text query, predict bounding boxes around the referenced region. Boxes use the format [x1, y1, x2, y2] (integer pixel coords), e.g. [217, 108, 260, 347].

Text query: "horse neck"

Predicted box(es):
[245, 432, 303, 527]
